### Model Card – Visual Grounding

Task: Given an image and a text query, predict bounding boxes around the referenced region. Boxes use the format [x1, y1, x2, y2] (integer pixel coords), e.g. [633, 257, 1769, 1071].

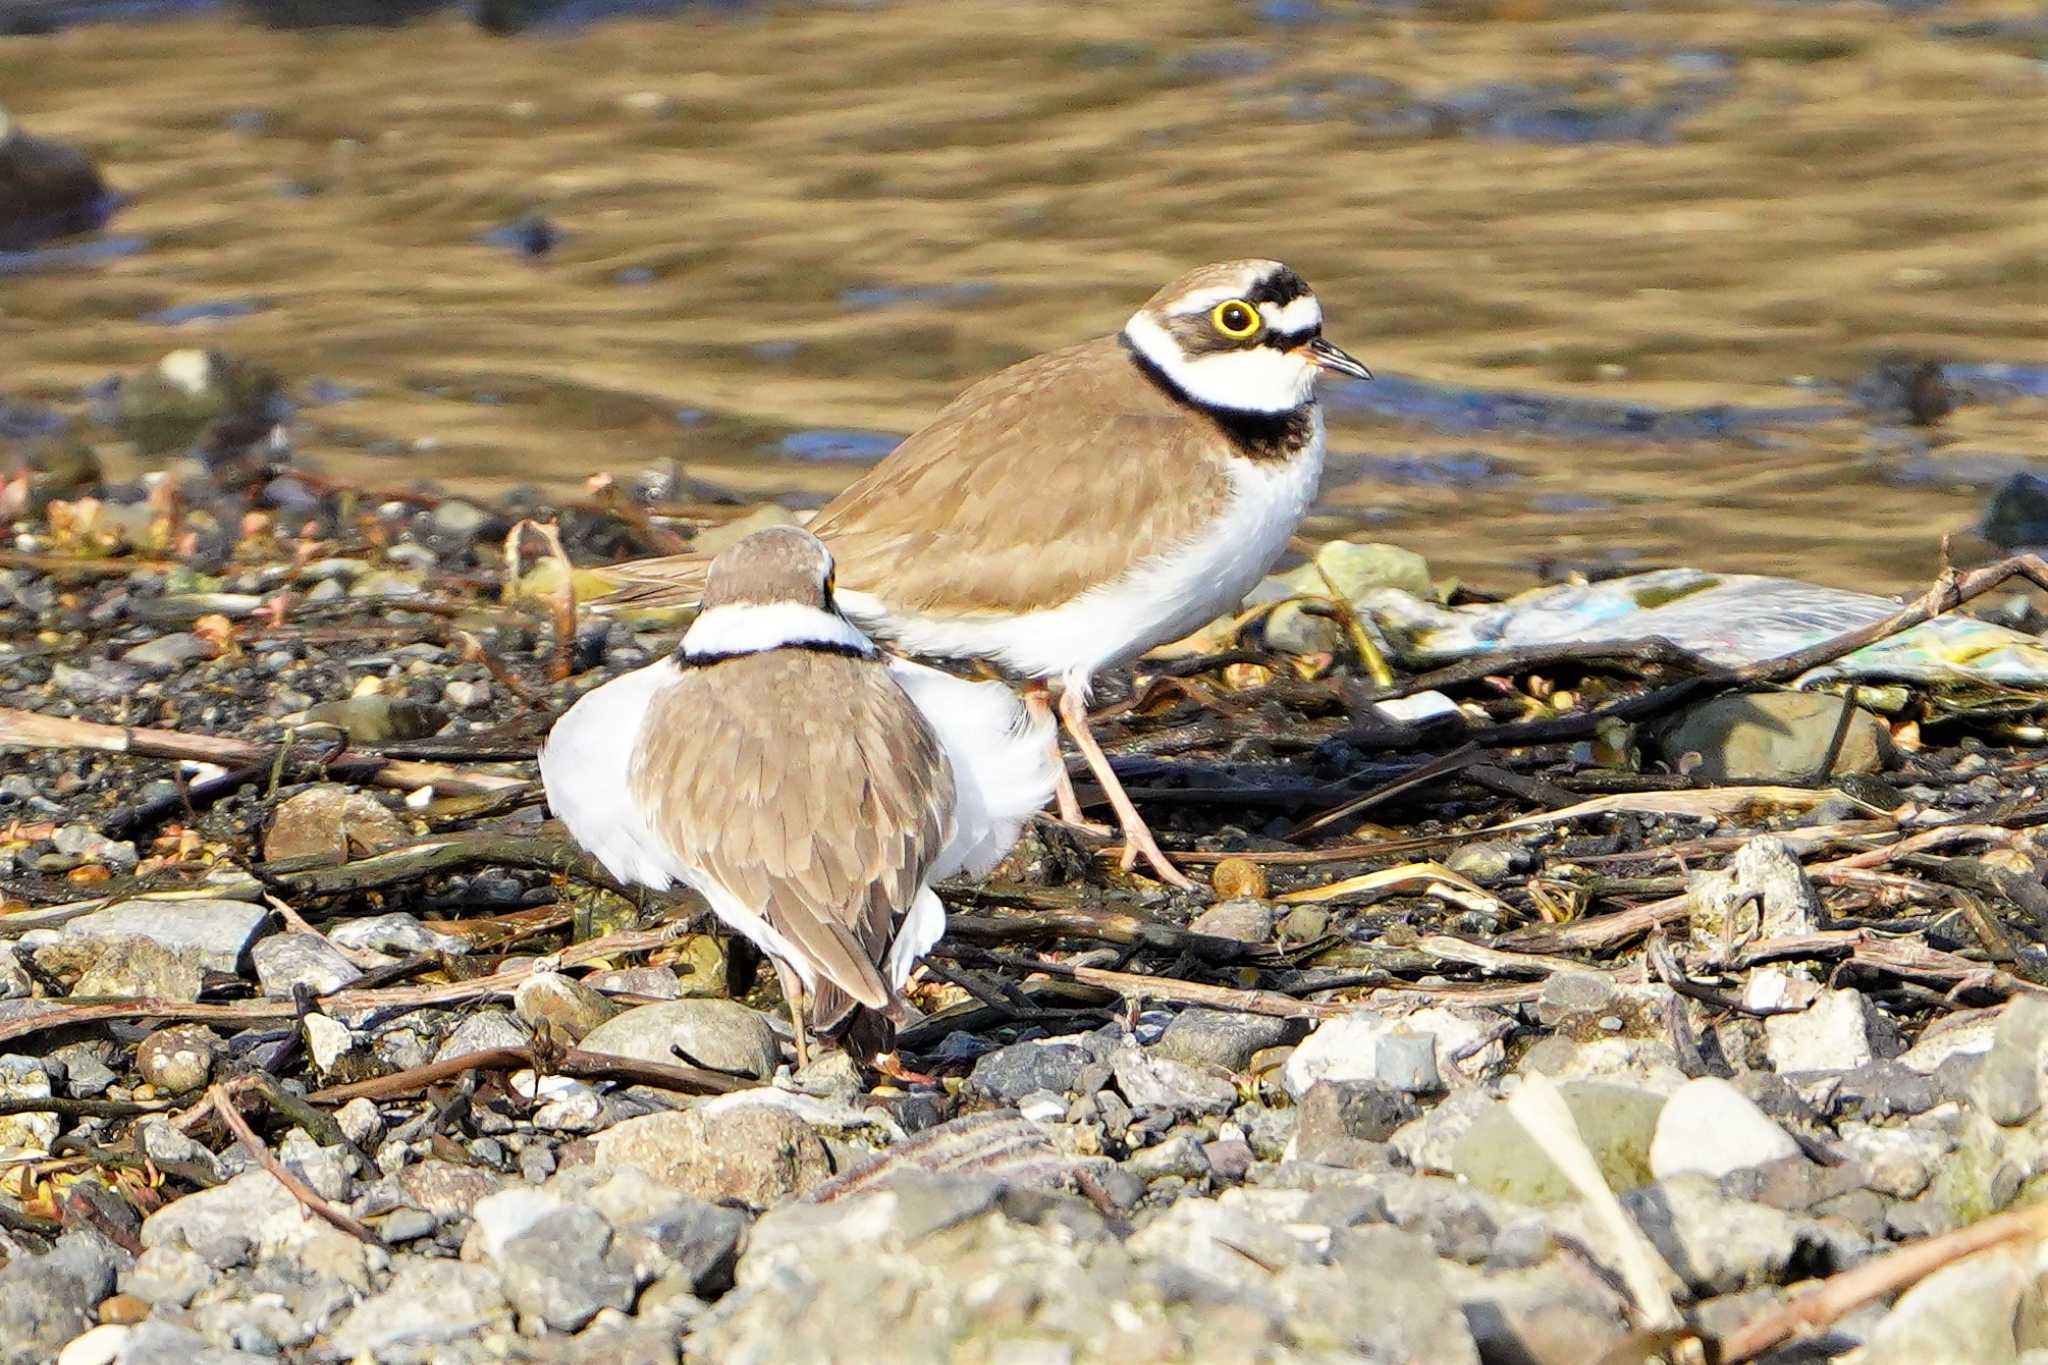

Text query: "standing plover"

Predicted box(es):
[600, 260, 1369, 888]
[543, 526, 1054, 1063]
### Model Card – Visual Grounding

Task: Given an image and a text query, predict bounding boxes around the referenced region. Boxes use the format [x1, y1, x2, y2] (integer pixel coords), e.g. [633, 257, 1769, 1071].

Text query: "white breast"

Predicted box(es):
[844, 414, 1324, 696]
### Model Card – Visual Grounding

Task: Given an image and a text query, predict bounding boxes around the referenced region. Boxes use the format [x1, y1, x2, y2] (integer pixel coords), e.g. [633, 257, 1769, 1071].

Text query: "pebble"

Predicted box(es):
[303, 1013, 354, 1071]
[120, 632, 211, 672]
[575, 999, 779, 1080]
[1284, 1007, 1494, 1098]
[64, 898, 267, 975]
[1660, 691, 1887, 783]
[250, 933, 363, 997]
[1187, 897, 1274, 943]
[1289, 1079, 1417, 1166]
[132, 1024, 218, 1093]
[593, 1102, 831, 1207]
[262, 784, 410, 863]
[1110, 1046, 1238, 1117]
[1151, 1007, 1299, 1072]
[0, 1056, 59, 1158]
[1649, 1077, 1800, 1179]
[513, 971, 621, 1043]
[1859, 1242, 2029, 1363]
[1969, 993, 2048, 1126]
[328, 911, 467, 957]
[304, 694, 446, 744]
[968, 1038, 1094, 1104]
[1688, 835, 1823, 954]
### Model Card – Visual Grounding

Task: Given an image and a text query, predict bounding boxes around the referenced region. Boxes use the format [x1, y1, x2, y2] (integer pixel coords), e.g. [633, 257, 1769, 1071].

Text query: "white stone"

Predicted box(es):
[63, 898, 268, 974]
[55, 1325, 129, 1365]
[303, 1013, 354, 1071]
[1765, 987, 1877, 1073]
[1649, 1077, 1801, 1180]
[1283, 1006, 1499, 1099]
[466, 1187, 566, 1263]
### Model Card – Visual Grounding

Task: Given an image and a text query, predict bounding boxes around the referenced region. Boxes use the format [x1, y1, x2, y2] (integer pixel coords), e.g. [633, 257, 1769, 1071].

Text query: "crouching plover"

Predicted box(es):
[598, 260, 1369, 889]
[541, 526, 1055, 1064]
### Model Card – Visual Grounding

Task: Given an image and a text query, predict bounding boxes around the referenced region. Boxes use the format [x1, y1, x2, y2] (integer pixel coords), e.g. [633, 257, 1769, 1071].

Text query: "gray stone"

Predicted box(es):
[0, 946, 29, 1000]
[514, 970, 622, 1043]
[494, 1204, 638, 1332]
[577, 999, 779, 1080]
[432, 1008, 530, 1062]
[305, 694, 446, 744]
[584, 965, 683, 1000]
[595, 1101, 832, 1207]
[325, 1259, 511, 1362]
[1110, 1046, 1237, 1117]
[1836, 1122, 1953, 1199]
[1619, 1174, 1864, 1296]
[72, 938, 205, 1002]
[1445, 839, 1530, 883]
[328, 911, 467, 957]
[550, 1165, 747, 1296]
[122, 632, 212, 672]
[1124, 1134, 1212, 1182]
[1452, 1262, 1634, 1365]
[1290, 1080, 1417, 1165]
[1689, 835, 1824, 955]
[967, 1038, 1092, 1103]
[65, 898, 267, 974]
[1301, 1225, 1481, 1364]
[262, 784, 410, 864]
[51, 824, 138, 872]
[397, 1160, 508, 1219]
[133, 1024, 218, 1093]
[120, 1244, 215, 1308]
[250, 932, 362, 996]
[1187, 898, 1274, 943]
[1650, 1077, 1799, 1179]
[1971, 993, 2048, 1126]
[1660, 691, 1888, 783]
[1860, 1244, 2026, 1364]
[1152, 1008, 1300, 1072]
[0, 1229, 123, 1365]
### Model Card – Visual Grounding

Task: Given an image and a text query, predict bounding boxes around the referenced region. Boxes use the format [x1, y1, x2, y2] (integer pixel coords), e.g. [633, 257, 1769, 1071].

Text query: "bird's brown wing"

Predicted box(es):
[628, 649, 956, 1025]
[593, 336, 1232, 614]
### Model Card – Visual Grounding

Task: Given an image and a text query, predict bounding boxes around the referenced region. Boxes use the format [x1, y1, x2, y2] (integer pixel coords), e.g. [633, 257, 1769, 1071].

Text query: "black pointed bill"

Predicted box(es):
[1298, 336, 1371, 381]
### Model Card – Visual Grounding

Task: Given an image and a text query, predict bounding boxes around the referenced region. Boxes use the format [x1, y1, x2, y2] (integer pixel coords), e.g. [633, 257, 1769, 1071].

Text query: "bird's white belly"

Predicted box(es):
[845, 424, 1323, 695]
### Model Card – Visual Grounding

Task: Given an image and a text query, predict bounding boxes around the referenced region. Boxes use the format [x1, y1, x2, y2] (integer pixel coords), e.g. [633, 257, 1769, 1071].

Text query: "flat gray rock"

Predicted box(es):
[251, 932, 363, 997]
[64, 898, 267, 975]
[577, 1000, 779, 1080]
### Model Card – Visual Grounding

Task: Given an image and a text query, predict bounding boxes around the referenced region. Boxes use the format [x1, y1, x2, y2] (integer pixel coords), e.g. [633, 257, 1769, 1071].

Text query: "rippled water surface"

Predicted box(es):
[3, 0, 2045, 592]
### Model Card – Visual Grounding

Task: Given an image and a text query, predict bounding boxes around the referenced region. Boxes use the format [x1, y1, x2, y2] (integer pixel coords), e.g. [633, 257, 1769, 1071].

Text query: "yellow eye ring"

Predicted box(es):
[1210, 299, 1261, 339]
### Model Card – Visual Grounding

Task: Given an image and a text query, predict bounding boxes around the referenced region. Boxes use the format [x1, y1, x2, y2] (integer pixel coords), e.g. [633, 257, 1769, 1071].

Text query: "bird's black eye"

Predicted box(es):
[1210, 299, 1261, 339]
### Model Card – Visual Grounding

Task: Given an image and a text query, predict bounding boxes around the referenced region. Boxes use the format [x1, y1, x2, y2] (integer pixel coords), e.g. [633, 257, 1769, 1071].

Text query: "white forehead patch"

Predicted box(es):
[1259, 296, 1322, 335]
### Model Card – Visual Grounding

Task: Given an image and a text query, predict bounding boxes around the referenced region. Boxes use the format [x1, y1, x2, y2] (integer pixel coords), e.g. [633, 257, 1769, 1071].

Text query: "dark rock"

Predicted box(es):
[1984, 470, 2048, 549]
[0, 107, 118, 251]
[1292, 1080, 1418, 1166]
[1854, 355, 1953, 426]
[967, 1038, 1092, 1103]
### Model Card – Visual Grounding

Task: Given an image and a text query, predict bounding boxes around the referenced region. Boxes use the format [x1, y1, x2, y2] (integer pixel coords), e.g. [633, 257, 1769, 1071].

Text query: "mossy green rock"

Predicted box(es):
[1452, 1082, 1666, 1206]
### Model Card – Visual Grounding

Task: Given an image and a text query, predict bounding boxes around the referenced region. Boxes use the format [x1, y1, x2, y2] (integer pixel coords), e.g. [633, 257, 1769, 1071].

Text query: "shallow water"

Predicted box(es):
[2, 0, 2044, 593]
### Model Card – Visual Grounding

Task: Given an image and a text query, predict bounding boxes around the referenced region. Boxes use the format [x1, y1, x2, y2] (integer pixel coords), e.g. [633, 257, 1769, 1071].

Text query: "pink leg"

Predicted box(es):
[1027, 680, 1108, 833]
[1056, 685, 1194, 890]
